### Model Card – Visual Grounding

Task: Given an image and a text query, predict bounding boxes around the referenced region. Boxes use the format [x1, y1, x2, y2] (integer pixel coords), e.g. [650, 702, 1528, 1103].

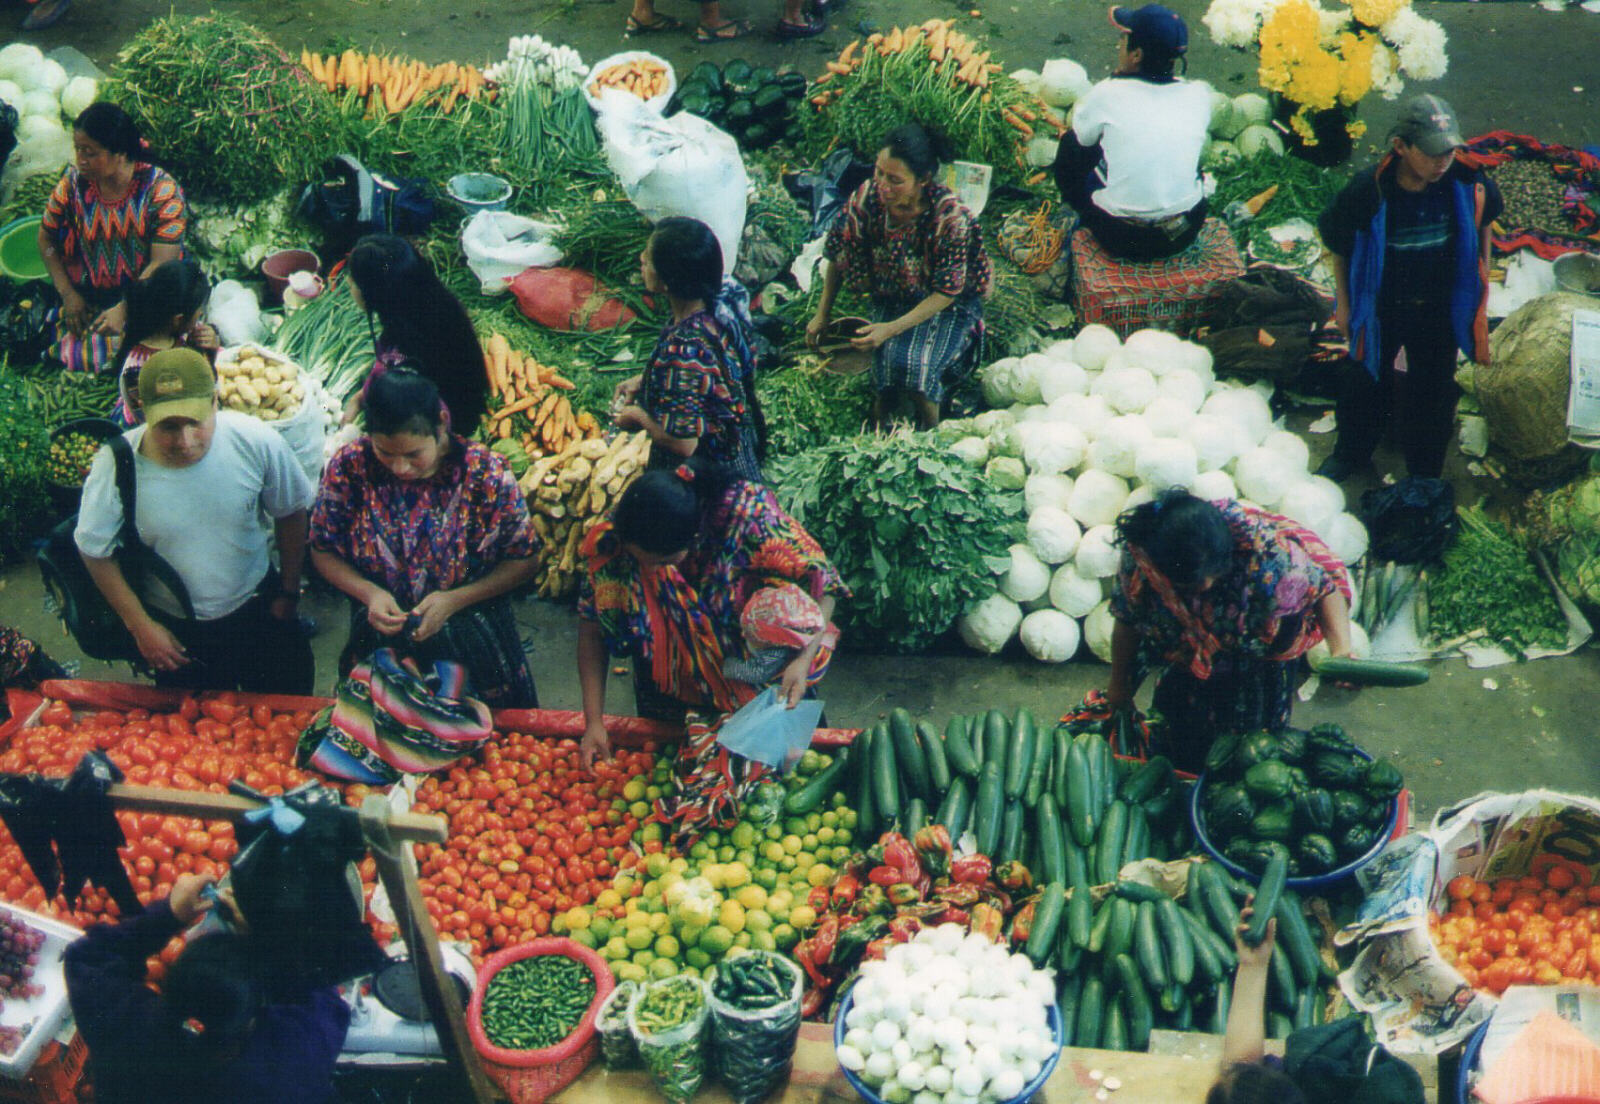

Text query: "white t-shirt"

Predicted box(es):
[75, 410, 315, 621]
[1072, 76, 1211, 219]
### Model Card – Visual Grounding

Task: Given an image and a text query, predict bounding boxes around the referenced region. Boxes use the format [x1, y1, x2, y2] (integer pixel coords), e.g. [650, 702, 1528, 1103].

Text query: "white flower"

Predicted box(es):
[1369, 42, 1404, 98]
[1381, 8, 1449, 80]
[1317, 5, 1353, 44]
[1203, 0, 1278, 47]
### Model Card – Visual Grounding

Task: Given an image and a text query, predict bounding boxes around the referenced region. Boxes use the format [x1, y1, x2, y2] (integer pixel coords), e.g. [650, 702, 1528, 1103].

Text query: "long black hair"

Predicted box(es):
[1206, 1063, 1306, 1104]
[613, 455, 739, 558]
[365, 364, 446, 439]
[881, 123, 949, 180]
[160, 933, 266, 1065]
[648, 217, 769, 461]
[347, 234, 487, 433]
[111, 258, 210, 381]
[73, 102, 148, 162]
[1114, 488, 1234, 591]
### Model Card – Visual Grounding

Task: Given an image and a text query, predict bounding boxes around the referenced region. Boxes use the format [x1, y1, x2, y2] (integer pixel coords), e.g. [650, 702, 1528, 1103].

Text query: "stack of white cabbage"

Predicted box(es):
[1199, 89, 1284, 171]
[941, 324, 1368, 663]
[0, 43, 98, 196]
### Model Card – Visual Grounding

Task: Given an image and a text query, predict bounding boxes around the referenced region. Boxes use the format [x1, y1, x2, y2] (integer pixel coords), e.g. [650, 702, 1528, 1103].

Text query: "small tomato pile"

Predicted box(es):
[409, 733, 655, 961]
[1429, 867, 1600, 994]
[0, 694, 335, 983]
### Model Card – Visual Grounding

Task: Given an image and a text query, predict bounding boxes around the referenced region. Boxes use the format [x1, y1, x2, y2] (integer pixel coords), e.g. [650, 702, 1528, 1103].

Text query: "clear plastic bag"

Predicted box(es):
[707, 951, 803, 1104]
[596, 980, 641, 1071]
[627, 974, 708, 1104]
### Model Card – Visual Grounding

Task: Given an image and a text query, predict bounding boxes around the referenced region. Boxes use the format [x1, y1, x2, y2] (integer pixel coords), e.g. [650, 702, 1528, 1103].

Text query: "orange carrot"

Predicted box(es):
[840, 40, 859, 64]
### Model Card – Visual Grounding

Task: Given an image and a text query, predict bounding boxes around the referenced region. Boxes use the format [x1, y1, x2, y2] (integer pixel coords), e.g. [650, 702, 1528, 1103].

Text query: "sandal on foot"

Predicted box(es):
[625, 12, 683, 33]
[695, 18, 754, 42]
[777, 14, 825, 38]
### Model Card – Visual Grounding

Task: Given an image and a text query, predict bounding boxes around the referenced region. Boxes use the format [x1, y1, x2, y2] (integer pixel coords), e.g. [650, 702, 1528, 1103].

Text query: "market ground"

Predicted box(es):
[10, 0, 1600, 824]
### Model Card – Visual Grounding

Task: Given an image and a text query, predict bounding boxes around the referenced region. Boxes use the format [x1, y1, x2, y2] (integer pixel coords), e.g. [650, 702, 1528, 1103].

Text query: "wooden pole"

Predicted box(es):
[95, 783, 500, 1103]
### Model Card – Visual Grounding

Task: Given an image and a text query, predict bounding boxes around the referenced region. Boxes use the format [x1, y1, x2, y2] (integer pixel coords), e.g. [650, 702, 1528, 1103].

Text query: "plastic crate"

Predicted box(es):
[1071, 218, 1245, 339]
[0, 1032, 86, 1104]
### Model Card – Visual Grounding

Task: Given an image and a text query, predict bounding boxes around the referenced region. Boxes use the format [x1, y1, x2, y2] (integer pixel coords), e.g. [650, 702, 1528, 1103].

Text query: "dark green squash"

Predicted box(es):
[1337, 823, 1380, 859]
[1206, 732, 1245, 780]
[1362, 760, 1404, 801]
[1294, 788, 1335, 834]
[1309, 750, 1366, 789]
[1275, 728, 1308, 764]
[1297, 833, 1338, 872]
[1307, 723, 1354, 754]
[1244, 760, 1294, 802]
[1250, 800, 1295, 843]
[1331, 789, 1369, 830]
[1205, 783, 1255, 840]
[1231, 731, 1281, 775]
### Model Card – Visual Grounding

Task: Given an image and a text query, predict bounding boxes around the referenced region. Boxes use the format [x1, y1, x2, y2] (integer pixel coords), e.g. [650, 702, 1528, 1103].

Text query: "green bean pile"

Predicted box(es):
[479, 954, 596, 1051]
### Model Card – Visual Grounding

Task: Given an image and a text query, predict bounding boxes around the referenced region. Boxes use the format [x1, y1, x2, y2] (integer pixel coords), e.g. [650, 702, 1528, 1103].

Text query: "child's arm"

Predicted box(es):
[1221, 900, 1276, 1067]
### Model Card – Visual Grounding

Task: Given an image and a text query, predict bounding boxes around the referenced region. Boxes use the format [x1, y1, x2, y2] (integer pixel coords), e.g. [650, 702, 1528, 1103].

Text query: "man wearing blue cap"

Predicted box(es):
[1054, 4, 1213, 260]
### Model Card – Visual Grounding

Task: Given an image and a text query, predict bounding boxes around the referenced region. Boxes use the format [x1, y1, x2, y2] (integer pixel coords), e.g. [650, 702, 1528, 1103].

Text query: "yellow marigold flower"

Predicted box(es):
[1347, 0, 1406, 29]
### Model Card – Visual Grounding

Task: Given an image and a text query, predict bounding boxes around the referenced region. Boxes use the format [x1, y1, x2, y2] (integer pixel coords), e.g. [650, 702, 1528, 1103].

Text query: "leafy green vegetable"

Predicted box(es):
[1428, 504, 1567, 656]
[1210, 152, 1345, 254]
[754, 362, 873, 459]
[771, 430, 1023, 652]
[0, 366, 54, 563]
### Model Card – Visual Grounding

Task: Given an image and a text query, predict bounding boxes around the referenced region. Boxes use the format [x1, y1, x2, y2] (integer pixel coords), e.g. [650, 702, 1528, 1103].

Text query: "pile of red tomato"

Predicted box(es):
[408, 731, 653, 961]
[1429, 866, 1600, 994]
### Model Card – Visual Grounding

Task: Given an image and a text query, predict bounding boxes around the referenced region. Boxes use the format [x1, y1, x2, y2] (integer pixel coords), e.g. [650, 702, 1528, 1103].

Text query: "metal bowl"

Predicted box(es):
[1553, 251, 1600, 297]
[817, 316, 873, 376]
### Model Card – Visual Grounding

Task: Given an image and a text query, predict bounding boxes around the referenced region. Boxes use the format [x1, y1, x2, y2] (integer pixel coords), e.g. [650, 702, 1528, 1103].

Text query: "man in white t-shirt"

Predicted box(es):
[75, 348, 316, 692]
[1054, 5, 1213, 260]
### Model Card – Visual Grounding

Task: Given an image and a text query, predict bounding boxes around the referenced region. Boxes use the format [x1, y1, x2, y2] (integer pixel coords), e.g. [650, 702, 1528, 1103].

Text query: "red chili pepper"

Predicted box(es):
[813, 914, 839, 964]
[801, 986, 827, 1019]
[887, 883, 921, 907]
[829, 873, 860, 911]
[934, 882, 981, 907]
[864, 935, 895, 961]
[936, 905, 971, 926]
[913, 824, 954, 878]
[951, 853, 992, 885]
[809, 885, 834, 913]
[1008, 899, 1037, 947]
[888, 915, 923, 943]
[794, 939, 832, 988]
[994, 860, 1034, 892]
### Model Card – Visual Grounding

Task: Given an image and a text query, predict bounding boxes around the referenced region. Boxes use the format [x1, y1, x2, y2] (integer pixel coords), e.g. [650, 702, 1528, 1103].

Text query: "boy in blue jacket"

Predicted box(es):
[1315, 95, 1501, 482]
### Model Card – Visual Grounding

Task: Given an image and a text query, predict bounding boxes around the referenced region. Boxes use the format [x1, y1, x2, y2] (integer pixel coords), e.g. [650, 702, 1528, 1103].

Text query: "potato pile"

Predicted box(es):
[521, 431, 650, 598]
[217, 346, 305, 421]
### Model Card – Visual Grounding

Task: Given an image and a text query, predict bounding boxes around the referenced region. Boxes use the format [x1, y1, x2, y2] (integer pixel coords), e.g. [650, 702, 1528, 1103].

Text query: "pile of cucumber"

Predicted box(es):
[849, 707, 1194, 875]
[668, 60, 808, 152]
[1044, 860, 1338, 1051]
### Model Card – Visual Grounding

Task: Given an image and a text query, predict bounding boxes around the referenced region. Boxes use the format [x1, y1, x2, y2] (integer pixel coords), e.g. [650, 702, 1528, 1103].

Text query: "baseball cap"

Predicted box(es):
[1392, 93, 1464, 156]
[139, 347, 215, 425]
[1110, 4, 1188, 57]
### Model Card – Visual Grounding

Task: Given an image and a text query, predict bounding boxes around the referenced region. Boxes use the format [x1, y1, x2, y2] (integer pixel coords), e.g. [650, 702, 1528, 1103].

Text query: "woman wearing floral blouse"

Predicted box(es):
[310, 367, 541, 707]
[1106, 489, 1353, 774]
[807, 123, 992, 429]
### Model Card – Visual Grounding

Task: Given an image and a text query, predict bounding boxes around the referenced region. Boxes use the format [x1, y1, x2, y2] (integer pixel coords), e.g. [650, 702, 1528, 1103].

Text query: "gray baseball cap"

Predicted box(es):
[1392, 93, 1464, 156]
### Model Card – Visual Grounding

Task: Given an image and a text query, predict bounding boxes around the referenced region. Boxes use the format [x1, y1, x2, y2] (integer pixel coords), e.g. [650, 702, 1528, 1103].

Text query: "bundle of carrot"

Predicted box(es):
[588, 57, 670, 102]
[483, 332, 600, 461]
[803, 21, 1064, 187]
[299, 49, 492, 116]
[522, 431, 651, 598]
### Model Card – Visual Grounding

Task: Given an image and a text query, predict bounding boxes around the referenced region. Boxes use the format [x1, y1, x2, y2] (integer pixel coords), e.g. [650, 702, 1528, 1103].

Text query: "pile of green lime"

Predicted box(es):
[47, 432, 102, 487]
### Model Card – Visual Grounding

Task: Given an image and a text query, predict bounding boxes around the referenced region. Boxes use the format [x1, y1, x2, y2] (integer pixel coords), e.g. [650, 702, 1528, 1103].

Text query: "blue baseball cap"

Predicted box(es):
[1110, 4, 1189, 57]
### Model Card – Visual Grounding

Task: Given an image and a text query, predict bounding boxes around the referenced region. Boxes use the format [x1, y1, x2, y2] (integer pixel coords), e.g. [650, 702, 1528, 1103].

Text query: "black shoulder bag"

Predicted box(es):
[37, 435, 196, 665]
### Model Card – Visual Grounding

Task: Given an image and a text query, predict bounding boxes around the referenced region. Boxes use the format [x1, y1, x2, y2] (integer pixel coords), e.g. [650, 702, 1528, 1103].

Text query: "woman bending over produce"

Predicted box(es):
[612, 217, 766, 483]
[576, 456, 848, 764]
[344, 233, 489, 434]
[1106, 490, 1353, 773]
[310, 367, 541, 707]
[39, 102, 189, 373]
[110, 258, 216, 426]
[807, 123, 991, 430]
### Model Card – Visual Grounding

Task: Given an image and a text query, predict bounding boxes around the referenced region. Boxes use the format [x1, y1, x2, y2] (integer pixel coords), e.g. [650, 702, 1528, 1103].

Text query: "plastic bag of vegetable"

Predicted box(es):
[707, 951, 803, 1104]
[628, 974, 711, 1104]
[596, 980, 642, 1070]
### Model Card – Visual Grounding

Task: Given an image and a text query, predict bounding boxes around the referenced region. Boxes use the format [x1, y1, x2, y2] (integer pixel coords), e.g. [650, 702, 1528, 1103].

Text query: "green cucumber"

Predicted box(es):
[973, 762, 1004, 857]
[1309, 655, 1429, 686]
[1118, 755, 1173, 804]
[889, 708, 929, 801]
[1102, 998, 1129, 1052]
[1087, 895, 1115, 954]
[1134, 900, 1169, 990]
[1294, 980, 1317, 1030]
[1268, 1011, 1293, 1040]
[1095, 800, 1129, 885]
[1023, 718, 1054, 807]
[1064, 833, 1090, 889]
[853, 727, 878, 839]
[1210, 982, 1232, 1035]
[871, 721, 900, 823]
[1057, 971, 1082, 1046]
[1194, 861, 1241, 944]
[1005, 710, 1037, 800]
[1188, 907, 1237, 973]
[998, 801, 1026, 865]
[1064, 740, 1097, 848]
[1113, 880, 1167, 905]
[784, 745, 851, 814]
[983, 710, 1010, 772]
[969, 714, 986, 766]
[1068, 878, 1093, 949]
[943, 715, 980, 779]
[1084, 733, 1115, 816]
[934, 776, 972, 837]
[1027, 883, 1065, 966]
[902, 797, 928, 837]
[1121, 803, 1150, 868]
[1180, 908, 1224, 985]
[1051, 726, 1073, 809]
[1075, 975, 1104, 1048]
[1245, 846, 1289, 947]
[1173, 993, 1195, 1031]
[1160, 983, 1185, 1015]
[1155, 896, 1195, 987]
[1103, 896, 1136, 961]
[1036, 793, 1067, 886]
[1269, 944, 1298, 1012]
[919, 720, 951, 794]
[1274, 890, 1320, 988]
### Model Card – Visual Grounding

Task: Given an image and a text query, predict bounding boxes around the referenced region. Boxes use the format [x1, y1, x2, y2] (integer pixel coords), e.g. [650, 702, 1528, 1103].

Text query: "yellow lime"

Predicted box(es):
[805, 813, 823, 833]
[752, 930, 777, 953]
[781, 835, 803, 856]
[591, 917, 614, 943]
[614, 874, 636, 896]
[745, 909, 773, 934]
[790, 905, 817, 929]
[762, 841, 786, 863]
[821, 811, 839, 829]
[653, 934, 680, 958]
[718, 900, 746, 935]
[645, 785, 662, 801]
[699, 925, 735, 956]
[764, 824, 784, 842]
[625, 926, 655, 951]
[754, 867, 779, 892]
[640, 823, 664, 845]
[772, 923, 798, 951]
[632, 950, 655, 969]
[723, 863, 751, 889]
[551, 913, 570, 935]
[595, 889, 622, 911]
[566, 907, 592, 931]
[716, 845, 736, 863]
[735, 885, 767, 911]
[616, 962, 647, 983]
[793, 853, 815, 875]
[648, 911, 670, 933]
[686, 947, 712, 970]
[807, 863, 834, 888]
[629, 801, 651, 820]
[624, 909, 652, 930]
[731, 822, 758, 850]
[648, 958, 679, 980]
[784, 817, 807, 837]
[623, 779, 647, 801]
[644, 852, 670, 879]
[669, 857, 689, 874]
[689, 840, 712, 861]
[605, 936, 630, 960]
[817, 826, 836, 845]
[734, 932, 752, 949]
[570, 928, 599, 950]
